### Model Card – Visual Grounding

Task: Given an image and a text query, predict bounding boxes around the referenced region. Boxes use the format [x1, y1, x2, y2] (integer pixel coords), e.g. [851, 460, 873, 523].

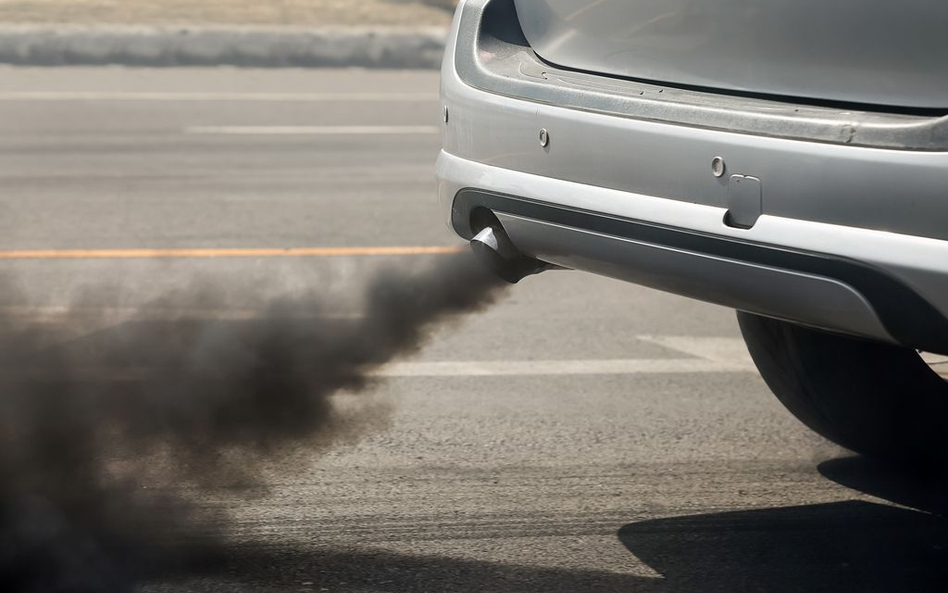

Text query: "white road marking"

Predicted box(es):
[372, 357, 756, 377]
[5, 313, 937, 377]
[186, 125, 440, 135]
[637, 335, 754, 366]
[0, 92, 437, 102]
[0, 317, 757, 377]
[373, 338, 757, 377]
[2, 356, 757, 382]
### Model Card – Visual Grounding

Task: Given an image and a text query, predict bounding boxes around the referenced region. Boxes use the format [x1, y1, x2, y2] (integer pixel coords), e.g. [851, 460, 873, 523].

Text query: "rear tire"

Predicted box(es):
[737, 311, 948, 462]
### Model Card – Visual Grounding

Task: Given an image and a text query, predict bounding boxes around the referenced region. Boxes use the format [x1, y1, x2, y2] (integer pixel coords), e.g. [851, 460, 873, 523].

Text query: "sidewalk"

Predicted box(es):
[0, 0, 455, 67]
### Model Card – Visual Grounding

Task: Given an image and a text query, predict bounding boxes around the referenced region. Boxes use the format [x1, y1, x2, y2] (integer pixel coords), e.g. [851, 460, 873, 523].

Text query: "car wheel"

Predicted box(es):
[737, 311, 948, 462]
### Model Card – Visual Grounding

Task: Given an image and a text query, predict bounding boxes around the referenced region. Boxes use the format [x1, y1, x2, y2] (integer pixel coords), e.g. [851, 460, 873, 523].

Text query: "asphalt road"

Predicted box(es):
[0, 67, 945, 593]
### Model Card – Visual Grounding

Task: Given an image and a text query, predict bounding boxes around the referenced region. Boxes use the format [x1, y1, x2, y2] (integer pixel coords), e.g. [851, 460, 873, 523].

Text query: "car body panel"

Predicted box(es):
[495, 211, 890, 342]
[513, 0, 948, 110]
[439, 0, 948, 353]
[438, 152, 948, 351]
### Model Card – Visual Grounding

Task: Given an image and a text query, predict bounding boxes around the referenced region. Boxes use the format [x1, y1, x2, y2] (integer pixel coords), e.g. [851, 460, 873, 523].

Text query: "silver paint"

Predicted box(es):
[442, 8, 948, 242]
[437, 151, 948, 344]
[725, 175, 762, 230]
[454, 0, 948, 150]
[513, 0, 948, 109]
[439, 0, 948, 346]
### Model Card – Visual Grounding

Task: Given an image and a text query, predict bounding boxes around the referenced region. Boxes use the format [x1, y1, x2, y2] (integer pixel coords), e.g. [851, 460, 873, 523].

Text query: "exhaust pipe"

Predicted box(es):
[469, 225, 552, 284]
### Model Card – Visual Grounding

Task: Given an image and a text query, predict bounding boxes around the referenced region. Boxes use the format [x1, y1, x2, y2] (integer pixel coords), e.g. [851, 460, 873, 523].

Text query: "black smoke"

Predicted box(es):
[0, 251, 506, 592]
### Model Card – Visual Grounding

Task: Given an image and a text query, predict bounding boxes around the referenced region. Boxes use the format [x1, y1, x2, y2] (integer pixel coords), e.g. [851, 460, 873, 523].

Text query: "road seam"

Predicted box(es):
[185, 125, 441, 135]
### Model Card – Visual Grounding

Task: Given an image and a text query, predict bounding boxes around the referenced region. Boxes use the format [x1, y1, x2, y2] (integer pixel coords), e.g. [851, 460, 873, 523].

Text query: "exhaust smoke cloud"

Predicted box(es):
[0, 252, 505, 592]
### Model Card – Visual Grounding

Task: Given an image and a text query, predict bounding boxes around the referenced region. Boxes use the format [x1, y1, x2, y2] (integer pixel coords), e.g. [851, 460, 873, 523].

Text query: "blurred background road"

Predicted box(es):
[1, 67, 945, 592]
[0, 0, 456, 26]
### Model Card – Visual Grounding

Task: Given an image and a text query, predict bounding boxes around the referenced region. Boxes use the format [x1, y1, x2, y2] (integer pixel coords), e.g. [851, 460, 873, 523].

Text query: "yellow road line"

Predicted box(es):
[0, 245, 463, 260]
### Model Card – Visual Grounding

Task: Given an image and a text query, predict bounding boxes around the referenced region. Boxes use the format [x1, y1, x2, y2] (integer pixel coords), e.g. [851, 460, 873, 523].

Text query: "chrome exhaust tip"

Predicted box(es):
[469, 225, 552, 284]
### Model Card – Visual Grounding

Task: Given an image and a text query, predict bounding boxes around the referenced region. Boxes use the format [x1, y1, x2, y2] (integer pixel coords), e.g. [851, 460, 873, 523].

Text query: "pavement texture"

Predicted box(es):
[0, 67, 946, 593]
[0, 0, 456, 26]
[0, 1, 453, 67]
[0, 24, 448, 68]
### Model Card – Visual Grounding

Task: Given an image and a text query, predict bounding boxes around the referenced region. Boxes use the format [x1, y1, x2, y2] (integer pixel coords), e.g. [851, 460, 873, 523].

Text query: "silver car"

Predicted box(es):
[437, 0, 948, 461]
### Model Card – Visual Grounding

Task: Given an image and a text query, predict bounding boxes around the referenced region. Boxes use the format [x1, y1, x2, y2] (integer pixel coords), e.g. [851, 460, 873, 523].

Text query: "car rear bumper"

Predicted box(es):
[437, 0, 948, 353]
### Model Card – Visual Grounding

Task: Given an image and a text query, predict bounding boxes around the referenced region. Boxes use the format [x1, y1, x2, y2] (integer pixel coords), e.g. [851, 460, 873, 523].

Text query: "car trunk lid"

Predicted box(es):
[513, 0, 948, 111]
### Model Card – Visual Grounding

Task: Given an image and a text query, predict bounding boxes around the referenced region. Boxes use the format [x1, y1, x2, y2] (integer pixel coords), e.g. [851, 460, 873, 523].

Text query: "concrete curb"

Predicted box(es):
[0, 25, 447, 68]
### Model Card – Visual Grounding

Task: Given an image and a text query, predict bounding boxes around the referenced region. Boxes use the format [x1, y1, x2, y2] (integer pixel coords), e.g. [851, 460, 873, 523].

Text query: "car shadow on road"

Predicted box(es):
[618, 500, 945, 593]
[617, 456, 948, 593]
[818, 455, 948, 516]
